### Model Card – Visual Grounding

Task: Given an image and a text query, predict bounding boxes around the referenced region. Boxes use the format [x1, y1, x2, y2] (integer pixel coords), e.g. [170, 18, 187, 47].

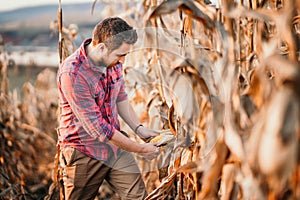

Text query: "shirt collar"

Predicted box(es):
[79, 38, 107, 75]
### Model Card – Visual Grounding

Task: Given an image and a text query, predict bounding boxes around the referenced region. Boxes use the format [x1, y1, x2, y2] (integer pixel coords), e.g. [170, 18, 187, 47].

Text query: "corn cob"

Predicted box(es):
[149, 129, 175, 146]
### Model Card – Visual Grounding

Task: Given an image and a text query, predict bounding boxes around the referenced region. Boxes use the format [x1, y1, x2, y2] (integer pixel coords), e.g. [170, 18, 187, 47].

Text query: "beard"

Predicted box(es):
[107, 62, 119, 68]
[98, 57, 119, 69]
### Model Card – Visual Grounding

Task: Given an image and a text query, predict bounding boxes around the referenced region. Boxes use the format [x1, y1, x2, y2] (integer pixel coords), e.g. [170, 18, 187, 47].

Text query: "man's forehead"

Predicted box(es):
[113, 43, 131, 54]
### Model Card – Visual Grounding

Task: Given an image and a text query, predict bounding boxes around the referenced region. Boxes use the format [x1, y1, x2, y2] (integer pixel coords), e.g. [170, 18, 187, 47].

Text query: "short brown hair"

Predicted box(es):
[92, 17, 137, 52]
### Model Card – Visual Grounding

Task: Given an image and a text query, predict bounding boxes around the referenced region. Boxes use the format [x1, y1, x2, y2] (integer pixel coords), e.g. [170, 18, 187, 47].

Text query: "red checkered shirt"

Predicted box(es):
[57, 39, 128, 161]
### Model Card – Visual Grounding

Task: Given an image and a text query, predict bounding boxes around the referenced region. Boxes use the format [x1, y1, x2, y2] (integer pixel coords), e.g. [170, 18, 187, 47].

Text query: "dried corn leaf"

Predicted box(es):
[219, 163, 238, 200]
[145, 161, 200, 200]
[257, 89, 298, 191]
[148, 0, 213, 29]
[164, 69, 198, 124]
[198, 134, 228, 199]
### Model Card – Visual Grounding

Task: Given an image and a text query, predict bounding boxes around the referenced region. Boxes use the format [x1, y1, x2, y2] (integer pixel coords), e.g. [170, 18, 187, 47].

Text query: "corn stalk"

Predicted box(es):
[116, 0, 300, 199]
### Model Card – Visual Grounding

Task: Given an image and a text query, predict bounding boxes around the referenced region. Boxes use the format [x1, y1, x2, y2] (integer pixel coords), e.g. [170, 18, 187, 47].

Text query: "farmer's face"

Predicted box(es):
[103, 42, 131, 68]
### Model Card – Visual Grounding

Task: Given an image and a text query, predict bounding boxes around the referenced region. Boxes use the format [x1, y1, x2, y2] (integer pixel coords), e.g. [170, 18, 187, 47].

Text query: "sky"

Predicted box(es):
[0, 0, 89, 12]
[0, 0, 219, 12]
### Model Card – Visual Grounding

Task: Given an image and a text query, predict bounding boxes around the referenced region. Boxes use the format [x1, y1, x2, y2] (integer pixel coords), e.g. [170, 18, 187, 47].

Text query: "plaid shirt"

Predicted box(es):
[57, 39, 128, 161]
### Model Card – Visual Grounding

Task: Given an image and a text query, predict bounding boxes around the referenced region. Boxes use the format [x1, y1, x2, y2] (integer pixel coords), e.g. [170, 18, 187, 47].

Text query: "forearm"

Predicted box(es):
[117, 99, 158, 141]
[109, 129, 145, 153]
[117, 100, 141, 132]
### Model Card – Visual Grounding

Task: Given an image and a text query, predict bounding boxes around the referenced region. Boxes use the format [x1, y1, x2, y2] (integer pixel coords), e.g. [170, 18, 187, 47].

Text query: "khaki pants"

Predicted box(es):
[60, 147, 147, 200]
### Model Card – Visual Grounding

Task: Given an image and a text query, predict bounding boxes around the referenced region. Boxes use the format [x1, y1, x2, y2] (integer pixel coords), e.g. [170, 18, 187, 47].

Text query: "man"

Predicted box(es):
[57, 17, 159, 199]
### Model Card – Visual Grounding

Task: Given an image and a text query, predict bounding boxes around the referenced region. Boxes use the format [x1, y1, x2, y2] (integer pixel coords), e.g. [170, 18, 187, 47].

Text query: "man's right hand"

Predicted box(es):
[139, 143, 160, 160]
[109, 130, 159, 160]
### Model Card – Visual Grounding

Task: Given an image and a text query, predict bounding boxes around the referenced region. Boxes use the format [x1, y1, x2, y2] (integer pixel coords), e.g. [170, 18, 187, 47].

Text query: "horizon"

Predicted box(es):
[0, 0, 89, 12]
[0, 0, 220, 12]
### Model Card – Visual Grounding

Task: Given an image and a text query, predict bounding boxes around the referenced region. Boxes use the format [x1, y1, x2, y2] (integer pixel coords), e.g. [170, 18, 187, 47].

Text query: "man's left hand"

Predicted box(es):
[136, 126, 159, 142]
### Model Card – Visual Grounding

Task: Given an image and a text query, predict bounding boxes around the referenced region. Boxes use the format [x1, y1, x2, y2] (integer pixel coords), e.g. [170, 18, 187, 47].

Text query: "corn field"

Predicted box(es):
[0, 0, 300, 199]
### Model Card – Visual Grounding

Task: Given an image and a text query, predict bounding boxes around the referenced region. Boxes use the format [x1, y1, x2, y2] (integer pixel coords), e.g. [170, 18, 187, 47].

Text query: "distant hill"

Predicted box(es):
[0, 1, 140, 46]
[0, 3, 105, 31]
[0, 2, 136, 68]
[0, 3, 108, 46]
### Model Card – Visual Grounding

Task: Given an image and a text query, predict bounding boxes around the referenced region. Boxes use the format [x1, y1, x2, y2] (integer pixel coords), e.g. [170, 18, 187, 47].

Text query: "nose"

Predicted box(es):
[119, 56, 126, 64]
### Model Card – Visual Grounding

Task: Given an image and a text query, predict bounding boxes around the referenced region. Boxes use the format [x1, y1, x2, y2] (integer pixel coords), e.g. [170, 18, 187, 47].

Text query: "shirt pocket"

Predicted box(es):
[109, 77, 121, 102]
[61, 147, 76, 166]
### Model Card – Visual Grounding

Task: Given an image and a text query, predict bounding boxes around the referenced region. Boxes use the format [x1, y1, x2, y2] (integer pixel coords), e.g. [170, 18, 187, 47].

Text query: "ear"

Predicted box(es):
[97, 43, 108, 56]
